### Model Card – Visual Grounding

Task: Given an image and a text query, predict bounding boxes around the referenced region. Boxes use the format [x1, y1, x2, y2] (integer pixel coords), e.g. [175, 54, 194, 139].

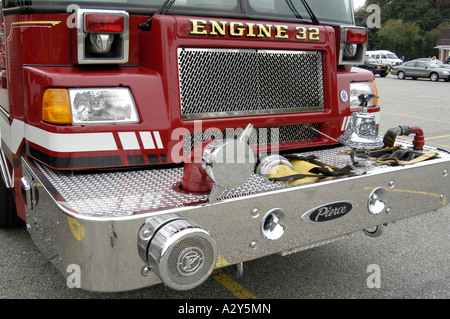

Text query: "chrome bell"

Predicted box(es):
[338, 94, 383, 164]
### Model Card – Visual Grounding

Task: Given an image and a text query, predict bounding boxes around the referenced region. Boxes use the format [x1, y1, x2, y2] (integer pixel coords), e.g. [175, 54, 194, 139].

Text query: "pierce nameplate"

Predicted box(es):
[302, 201, 355, 223]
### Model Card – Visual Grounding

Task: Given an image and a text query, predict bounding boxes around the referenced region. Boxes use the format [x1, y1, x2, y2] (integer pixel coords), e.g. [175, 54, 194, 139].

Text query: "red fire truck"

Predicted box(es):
[0, 0, 449, 292]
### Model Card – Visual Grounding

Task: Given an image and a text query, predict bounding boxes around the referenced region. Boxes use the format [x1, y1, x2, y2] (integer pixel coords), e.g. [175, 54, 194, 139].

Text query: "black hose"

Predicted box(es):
[383, 125, 413, 148]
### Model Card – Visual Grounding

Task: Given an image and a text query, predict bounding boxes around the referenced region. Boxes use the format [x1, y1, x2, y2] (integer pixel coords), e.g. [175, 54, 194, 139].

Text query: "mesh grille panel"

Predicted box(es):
[183, 123, 320, 152]
[178, 48, 324, 119]
[167, 236, 216, 287]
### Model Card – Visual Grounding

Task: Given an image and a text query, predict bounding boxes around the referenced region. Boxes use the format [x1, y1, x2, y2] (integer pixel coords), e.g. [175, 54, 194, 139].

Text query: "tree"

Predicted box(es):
[356, 0, 449, 59]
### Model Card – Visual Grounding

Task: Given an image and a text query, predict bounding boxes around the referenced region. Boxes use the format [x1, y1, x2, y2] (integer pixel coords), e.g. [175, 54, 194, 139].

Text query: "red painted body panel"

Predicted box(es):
[2, 11, 376, 174]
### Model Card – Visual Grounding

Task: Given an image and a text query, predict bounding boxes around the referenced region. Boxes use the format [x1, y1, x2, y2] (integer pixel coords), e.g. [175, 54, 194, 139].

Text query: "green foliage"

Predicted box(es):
[355, 0, 449, 60]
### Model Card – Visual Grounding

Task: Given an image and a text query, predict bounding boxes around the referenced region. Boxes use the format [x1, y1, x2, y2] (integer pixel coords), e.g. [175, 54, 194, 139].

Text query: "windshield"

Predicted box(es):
[248, 0, 354, 24]
[386, 54, 399, 59]
[4, 0, 355, 24]
[426, 62, 440, 68]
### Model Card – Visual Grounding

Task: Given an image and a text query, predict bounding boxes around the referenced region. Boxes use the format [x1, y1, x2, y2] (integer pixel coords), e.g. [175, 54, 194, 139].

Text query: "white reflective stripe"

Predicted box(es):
[26, 125, 118, 152]
[341, 116, 349, 131]
[153, 131, 164, 149]
[0, 117, 25, 154]
[11, 120, 26, 153]
[1, 119, 170, 154]
[139, 131, 156, 149]
[118, 132, 140, 150]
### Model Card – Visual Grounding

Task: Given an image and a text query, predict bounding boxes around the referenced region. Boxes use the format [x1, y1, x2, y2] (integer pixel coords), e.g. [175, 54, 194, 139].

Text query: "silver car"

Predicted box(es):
[413, 58, 450, 69]
[391, 61, 450, 82]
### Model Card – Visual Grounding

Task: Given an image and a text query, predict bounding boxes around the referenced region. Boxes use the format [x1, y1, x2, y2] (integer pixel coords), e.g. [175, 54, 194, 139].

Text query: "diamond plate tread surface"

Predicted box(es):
[33, 144, 449, 217]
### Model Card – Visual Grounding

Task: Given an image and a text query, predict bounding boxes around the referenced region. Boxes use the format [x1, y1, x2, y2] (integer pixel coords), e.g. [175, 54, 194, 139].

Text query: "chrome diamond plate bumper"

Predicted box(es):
[22, 144, 450, 292]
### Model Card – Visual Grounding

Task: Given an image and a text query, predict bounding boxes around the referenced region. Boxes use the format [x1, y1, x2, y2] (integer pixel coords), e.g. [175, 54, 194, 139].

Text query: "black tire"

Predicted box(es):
[0, 176, 23, 228]
[430, 73, 439, 82]
[397, 71, 405, 79]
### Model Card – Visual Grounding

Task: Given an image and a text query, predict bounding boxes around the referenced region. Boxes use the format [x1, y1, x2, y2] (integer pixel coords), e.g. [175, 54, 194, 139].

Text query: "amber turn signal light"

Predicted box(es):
[42, 89, 72, 124]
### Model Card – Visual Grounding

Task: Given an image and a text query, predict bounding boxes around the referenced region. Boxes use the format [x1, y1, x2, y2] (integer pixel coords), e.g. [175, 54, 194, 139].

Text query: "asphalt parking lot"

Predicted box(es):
[0, 74, 449, 301]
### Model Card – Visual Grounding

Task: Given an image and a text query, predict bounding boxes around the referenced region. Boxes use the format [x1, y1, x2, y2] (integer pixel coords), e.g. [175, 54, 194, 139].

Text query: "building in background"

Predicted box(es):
[436, 29, 450, 62]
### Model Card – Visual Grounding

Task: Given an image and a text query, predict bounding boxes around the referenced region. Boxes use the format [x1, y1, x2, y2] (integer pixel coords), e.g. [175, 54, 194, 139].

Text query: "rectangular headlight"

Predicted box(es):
[349, 82, 376, 109]
[69, 88, 139, 125]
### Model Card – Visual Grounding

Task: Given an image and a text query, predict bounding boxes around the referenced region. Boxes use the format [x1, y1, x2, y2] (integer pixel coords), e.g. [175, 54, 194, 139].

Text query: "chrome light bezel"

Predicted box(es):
[69, 87, 139, 125]
[339, 27, 368, 66]
[74, 8, 129, 64]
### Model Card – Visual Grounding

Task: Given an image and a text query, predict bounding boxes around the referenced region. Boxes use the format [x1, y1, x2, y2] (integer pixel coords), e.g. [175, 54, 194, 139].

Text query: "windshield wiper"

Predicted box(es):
[299, 0, 320, 25]
[285, 0, 302, 19]
[138, 0, 177, 31]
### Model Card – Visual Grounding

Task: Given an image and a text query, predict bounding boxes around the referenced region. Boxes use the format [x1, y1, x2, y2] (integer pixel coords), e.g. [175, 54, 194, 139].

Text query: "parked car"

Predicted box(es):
[357, 57, 390, 77]
[413, 58, 450, 69]
[366, 50, 403, 67]
[391, 61, 450, 82]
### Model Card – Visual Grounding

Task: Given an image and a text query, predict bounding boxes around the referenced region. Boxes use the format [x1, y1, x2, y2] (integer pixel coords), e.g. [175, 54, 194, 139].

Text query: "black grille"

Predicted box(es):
[183, 123, 321, 152]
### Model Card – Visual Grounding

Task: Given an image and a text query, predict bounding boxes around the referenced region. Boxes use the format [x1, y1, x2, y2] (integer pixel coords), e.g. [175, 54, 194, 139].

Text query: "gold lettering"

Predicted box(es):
[256, 24, 273, 38]
[274, 25, 289, 39]
[230, 22, 245, 37]
[189, 19, 208, 35]
[309, 27, 320, 41]
[246, 23, 257, 38]
[295, 26, 307, 40]
[295, 26, 321, 41]
[209, 21, 227, 37]
[187, 19, 316, 41]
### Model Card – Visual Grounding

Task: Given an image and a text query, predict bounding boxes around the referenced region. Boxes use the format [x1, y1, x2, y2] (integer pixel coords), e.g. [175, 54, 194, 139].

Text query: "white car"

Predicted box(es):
[366, 50, 403, 67]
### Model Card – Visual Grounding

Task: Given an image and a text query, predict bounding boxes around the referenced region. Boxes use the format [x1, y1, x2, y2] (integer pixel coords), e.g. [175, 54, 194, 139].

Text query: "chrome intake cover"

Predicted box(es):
[138, 215, 218, 291]
[202, 124, 256, 190]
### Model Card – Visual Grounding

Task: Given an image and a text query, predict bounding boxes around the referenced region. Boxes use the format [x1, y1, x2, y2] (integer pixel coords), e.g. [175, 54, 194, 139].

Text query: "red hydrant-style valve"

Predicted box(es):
[410, 126, 425, 151]
[181, 141, 215, 194]
[383, 125, 425, 151]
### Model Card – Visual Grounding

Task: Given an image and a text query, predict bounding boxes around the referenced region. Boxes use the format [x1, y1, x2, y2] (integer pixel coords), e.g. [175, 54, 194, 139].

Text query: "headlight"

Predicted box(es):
[69, 88, 139, 124]
[349, 82, 377, 109]
[43, 87, 139, 125]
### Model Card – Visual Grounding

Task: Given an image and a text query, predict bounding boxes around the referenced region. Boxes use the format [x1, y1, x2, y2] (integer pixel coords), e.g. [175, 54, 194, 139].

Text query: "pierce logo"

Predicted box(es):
[302, 202, 354, 223]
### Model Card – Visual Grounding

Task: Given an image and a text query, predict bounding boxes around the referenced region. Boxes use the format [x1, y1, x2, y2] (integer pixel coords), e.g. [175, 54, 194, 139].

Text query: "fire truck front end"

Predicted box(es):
[1, 0, 449, 292]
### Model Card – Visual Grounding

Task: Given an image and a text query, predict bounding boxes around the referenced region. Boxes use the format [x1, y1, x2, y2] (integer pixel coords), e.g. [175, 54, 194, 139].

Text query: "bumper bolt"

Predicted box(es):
[141, 266, 151, 276]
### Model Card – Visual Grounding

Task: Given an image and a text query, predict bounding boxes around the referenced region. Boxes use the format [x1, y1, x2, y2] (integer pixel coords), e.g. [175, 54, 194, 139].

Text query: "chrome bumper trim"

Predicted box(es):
[22, 145, 450, 292]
